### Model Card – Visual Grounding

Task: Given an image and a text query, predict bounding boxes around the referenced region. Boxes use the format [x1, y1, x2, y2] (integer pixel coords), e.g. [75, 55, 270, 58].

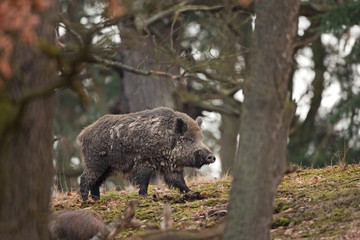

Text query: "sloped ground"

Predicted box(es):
[51, 164, 360, 239]
[272, 164, 360, 239]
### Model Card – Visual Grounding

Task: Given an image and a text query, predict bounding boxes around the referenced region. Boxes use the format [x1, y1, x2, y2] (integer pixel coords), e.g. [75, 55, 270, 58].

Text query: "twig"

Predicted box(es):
[58, 18, 84, 47]
[293, 33, 320, 51]
[160, 205, 173, 230]
[139, 3, 223, 30]
[138, 1, 326, 31]
[91, 55, 182, 80]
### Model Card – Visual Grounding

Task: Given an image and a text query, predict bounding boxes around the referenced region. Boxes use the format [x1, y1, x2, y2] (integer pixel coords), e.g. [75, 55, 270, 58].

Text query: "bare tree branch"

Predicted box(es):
[137, 2, 223, 30]
[293, 33, 320, 51]
[91, 55, 183, 79]
[137, 1, 326, 32]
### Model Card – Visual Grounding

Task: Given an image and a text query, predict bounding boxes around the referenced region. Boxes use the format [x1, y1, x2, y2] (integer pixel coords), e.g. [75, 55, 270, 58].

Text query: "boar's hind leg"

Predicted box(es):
[164, 171, 191, 193]
[90, 167, 112, 200]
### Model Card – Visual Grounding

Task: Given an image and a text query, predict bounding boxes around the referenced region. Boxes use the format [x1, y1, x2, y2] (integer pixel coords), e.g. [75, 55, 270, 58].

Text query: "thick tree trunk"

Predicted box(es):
[122, 47, 176, 112]
[223, 0, 300, 239]
[0, 4, 58, 240]
[116, 17, 177, 113]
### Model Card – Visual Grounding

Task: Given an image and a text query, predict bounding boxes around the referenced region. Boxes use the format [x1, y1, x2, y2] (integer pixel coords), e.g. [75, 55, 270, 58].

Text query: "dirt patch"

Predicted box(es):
[153, 191, 205, 203]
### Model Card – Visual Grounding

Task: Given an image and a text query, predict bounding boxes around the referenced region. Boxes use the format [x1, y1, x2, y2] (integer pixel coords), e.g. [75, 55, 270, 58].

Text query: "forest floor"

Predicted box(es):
[51, 164, 360, 239]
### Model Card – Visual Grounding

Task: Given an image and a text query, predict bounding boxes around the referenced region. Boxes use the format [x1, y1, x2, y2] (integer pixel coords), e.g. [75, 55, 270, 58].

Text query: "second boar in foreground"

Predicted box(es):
[79, 107, 216, 201]
[49, 210, 105, 240]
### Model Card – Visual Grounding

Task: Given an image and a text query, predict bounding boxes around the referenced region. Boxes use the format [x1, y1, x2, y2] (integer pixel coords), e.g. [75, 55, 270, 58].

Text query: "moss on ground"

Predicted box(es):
[51, 165, 360, 239]
[272, 164, 360, 239]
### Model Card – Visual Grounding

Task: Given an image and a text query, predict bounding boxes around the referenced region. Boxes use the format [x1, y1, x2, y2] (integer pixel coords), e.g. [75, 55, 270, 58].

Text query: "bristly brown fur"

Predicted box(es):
[49, 210, 105, 240]
[79, 107, 216, 201]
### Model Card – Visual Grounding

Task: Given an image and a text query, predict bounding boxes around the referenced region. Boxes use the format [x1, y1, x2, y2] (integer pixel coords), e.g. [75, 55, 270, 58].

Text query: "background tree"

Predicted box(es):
[114, 1, 177, 113]
[224, 0, 300, 238]
[284, 0, 360, 168]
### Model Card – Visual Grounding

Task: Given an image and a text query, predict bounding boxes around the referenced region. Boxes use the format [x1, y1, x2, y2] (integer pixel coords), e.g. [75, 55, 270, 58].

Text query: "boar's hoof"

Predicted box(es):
[139, 189, 148, 196]
[183, 191, 203, 201]
[179, 188, 191, 194]
[91, 195, 100, 201]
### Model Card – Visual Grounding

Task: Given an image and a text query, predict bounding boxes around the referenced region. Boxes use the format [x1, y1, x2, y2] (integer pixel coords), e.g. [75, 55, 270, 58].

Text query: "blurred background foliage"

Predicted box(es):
[54, 0, 360, 191]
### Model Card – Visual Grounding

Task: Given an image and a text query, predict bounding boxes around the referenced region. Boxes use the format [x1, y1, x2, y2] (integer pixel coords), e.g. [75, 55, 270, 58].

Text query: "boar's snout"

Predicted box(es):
[206, 154, 216, 163]
[194, 149, 216, 168]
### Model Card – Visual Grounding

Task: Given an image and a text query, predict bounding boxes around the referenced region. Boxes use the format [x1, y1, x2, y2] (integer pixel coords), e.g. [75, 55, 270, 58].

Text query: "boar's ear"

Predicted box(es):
[174, 118, 187, 135]
[195, 117, 203, 127]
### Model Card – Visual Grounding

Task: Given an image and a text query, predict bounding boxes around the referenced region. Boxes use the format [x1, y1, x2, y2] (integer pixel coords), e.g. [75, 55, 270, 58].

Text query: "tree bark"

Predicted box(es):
[122, 52, 176, 112]
[116, 14, 177, 113]
[223, 0, 300, 239]
[219, 11, 251, 176]
[219, 114, 240, 175]
[288, 37, 326, 166]
[0, 3, 58, 240]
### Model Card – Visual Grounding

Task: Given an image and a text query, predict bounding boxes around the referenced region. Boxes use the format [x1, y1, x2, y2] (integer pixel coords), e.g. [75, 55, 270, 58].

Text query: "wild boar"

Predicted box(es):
[49, 210, 105, 240]
[78, 107, 215, 201]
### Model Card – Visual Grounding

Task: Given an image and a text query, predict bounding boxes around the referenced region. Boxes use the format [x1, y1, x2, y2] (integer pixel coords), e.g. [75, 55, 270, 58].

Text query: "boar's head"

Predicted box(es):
[171, 116, 216, 169]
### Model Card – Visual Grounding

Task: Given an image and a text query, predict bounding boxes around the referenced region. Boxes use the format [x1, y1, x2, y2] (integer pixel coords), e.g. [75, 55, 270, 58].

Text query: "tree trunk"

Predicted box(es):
[218, 11, 251, 176]
[219, 114, 240, 175]
[288, 37, 326, 166]
[0, 3, 58, 240]
[223, 0, 300, 239]
[116, 15, 177, 113]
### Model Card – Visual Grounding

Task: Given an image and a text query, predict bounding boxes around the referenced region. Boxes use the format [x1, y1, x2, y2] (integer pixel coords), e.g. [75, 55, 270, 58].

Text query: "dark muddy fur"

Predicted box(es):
[49, 210, 105, 240]
[78, 107, 215, 201]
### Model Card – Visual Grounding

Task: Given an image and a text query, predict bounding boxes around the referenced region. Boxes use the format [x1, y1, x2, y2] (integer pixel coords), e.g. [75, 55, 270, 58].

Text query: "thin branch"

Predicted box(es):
[195, 68, 240, 85]
[139, 3, 223, 29]
[91, 55, 182, 80]
[148, 28, 241, 85]
[196, 101, 240, 117]
[138, 0, 326, 31]
[58, 18, 84, 47]
[293, 33, 320, 51]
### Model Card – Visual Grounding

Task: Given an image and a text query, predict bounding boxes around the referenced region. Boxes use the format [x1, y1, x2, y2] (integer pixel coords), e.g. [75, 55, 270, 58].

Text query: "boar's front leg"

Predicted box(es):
[80, 167, 111, 201]
[164, 171, 191, 193]
[90, 167, 112, 200]
[130, 166, 154, 196]
[80, 173, 90, 201]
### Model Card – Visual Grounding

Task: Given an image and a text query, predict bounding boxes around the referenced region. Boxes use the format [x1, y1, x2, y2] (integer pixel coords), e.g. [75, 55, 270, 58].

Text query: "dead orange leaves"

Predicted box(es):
[0, 0, 49, 88]
[106, 0, 126, 18]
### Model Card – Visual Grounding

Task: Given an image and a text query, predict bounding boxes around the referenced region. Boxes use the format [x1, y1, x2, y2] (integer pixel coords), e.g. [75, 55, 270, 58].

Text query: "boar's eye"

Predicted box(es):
[184, 136, 195, 143]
